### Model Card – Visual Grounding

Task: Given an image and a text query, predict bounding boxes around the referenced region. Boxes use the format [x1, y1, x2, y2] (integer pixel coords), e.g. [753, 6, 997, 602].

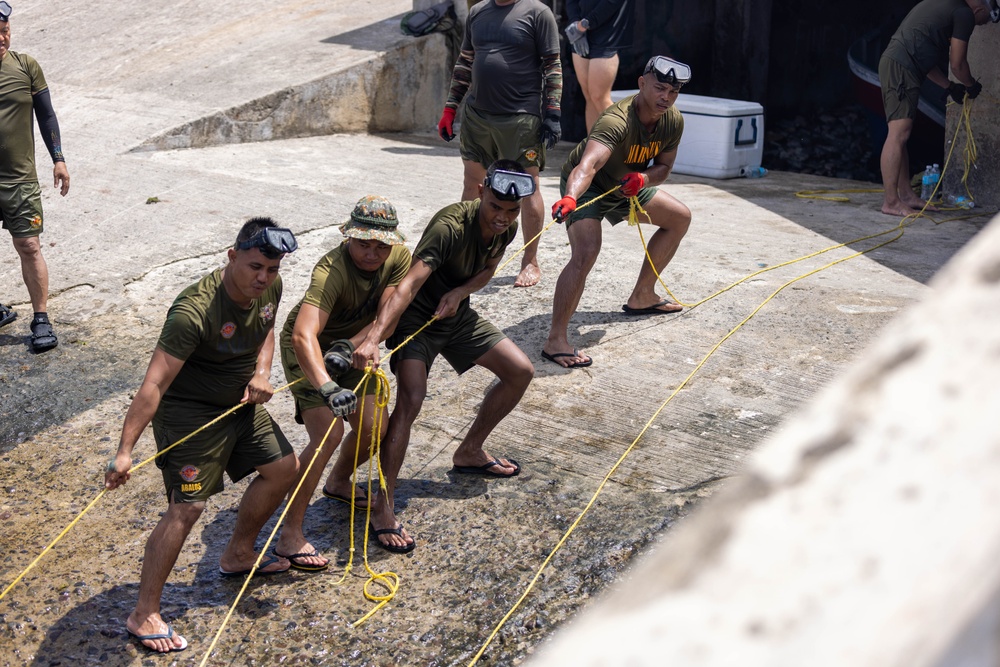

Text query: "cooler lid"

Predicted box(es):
[674, 94, 763, 117]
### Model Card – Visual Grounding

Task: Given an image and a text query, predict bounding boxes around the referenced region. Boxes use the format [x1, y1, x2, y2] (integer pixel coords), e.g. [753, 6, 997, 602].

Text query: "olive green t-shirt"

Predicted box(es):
[0, 51, 48, 183]
[561, 95, 683, 196]
[157, 269, 283, 408]
[883, 0, 975, 77]
[281, 242, 411, 350]
[410, 200, 517, 317]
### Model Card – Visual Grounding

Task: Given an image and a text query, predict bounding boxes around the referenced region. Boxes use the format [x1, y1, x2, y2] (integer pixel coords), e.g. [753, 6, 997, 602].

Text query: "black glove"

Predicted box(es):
[967, 80, 982, 99]
[540, 113, 561, 150]
[323, 339, 355, 380]
[319, 381, 357, 418]
[946, 82, 966, 104]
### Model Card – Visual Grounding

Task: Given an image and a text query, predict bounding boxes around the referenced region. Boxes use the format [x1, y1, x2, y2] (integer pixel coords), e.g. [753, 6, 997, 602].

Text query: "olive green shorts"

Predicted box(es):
[878, 55, 920, 122]
[460, 106, 545, 171]
[387, 304, 505, 375]
[0, 181, 44, 238]
[153, 402, 293, 503]
[280, 341, 378, 423]
[559, 173, 658, 227]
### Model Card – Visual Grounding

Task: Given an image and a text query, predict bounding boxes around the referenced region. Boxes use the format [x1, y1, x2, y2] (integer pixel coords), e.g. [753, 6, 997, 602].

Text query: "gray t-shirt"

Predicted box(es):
[462, 0, 560, 117]
[883, 0, 975, 77]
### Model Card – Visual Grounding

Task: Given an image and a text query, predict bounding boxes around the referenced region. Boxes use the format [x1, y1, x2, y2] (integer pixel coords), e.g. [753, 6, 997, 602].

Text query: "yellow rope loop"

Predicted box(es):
[794, 188, 883, 202]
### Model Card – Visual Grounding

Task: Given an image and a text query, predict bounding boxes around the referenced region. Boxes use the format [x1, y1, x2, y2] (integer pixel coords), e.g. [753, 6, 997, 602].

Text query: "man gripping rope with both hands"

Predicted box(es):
[542, 56, 693, 369]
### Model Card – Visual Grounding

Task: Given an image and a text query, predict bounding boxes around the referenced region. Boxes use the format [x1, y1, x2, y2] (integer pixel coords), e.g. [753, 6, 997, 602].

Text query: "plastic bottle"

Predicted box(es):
[920, 165, 933, 200]
[946, 194, 976, 209]
[929, 164, 941, 198]
[744, 165, 767, 178]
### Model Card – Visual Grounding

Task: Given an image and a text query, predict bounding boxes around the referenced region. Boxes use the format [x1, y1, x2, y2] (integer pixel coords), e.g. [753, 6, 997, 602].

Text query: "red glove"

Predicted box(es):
[552, 195, 577, 223]
[438, 107, 456, 142]
[620, 172, 648, 197]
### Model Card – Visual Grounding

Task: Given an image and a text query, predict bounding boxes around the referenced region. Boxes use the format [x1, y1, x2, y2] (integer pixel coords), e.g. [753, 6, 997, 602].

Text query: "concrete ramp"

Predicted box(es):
[17, 0, 447, 152]
[132, 18, 449, 151]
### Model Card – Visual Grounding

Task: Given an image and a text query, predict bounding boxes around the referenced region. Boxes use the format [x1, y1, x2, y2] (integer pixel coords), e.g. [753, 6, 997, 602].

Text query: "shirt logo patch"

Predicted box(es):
[220, 322, 237, 339]
[181, 483, 202, 492]
[525, 149, 538, 161]
[30, 216, 42, 230]
[180, 465, 200, 482]
[259, 302, 276, 324]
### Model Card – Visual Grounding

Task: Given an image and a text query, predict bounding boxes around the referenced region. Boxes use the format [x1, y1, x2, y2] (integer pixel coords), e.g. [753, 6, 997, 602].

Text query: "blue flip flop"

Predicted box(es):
[128, 623, 188, 652]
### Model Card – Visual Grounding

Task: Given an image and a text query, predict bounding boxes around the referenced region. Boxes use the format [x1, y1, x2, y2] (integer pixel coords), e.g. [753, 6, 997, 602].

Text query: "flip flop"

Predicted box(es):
[29, 318, 58, 353]
[370, 523, 416, 554]
[621, 299, 683, 316]
[541, 349, 592, 369]
[273, 548, 330, 572]
[0, 304, 16, 328]
[451, 457, 521, 478]
[127, 623, 189, 653]
[321, 484, 369, 509]
[219, 554, 289, 578]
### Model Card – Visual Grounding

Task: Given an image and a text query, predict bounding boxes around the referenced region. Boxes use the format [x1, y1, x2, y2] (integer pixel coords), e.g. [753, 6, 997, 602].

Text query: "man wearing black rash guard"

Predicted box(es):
[0, 0, 71, 353]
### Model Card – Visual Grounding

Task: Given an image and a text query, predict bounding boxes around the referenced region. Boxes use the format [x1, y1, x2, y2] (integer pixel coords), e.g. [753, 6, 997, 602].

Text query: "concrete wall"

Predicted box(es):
[133, 31, 449, 152]
[942, 30, 1000, 209]
[526, 212, 1000, 666]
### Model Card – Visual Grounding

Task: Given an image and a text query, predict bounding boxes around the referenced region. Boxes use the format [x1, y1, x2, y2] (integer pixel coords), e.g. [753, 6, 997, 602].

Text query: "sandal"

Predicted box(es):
[0, 304, 16, 328]
[29, 317, 58, 353]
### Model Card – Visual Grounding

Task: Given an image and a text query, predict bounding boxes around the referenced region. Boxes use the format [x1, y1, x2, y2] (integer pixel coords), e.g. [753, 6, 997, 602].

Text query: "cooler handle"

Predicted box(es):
[734, 118, 757, 147]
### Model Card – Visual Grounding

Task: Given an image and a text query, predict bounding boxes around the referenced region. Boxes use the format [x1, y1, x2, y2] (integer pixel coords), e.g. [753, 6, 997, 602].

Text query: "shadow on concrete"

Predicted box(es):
[320, 14, 406, 50]
[678, 174, 994, 286]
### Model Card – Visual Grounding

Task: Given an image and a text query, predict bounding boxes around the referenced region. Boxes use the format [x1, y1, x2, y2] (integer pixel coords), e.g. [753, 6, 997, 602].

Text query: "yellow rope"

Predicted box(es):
[495, 187, 622, 274]
[467, 98, 988, 664]
[0, 379, 304, 603]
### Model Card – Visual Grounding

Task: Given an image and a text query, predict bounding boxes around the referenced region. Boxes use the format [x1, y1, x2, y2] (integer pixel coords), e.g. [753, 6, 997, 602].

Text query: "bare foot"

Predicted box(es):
[541, 346, 592, 368]
[273, 536, 330, 570]
[900, 197, 939, 212]
[452, 453, 520, 476]
[219, 552, 289, 575]
[321, 481, 369, 508]
[368, 495, 414, 552]
[514, 262, 541, 288]
[126, 613, 188, 653]
[881, 203, 920, 216]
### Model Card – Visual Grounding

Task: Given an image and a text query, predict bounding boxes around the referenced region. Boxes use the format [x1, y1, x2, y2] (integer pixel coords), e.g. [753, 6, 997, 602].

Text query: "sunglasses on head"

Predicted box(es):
[484, 169, 536, 200]
[0, 2, 11, 21]
[236, 227, 298, 259]
[644, 56, 692, 87]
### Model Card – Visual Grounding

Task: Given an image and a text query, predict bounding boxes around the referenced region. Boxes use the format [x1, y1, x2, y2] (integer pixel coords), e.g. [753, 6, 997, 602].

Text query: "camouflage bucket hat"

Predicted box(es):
[339, 195, 407, 246]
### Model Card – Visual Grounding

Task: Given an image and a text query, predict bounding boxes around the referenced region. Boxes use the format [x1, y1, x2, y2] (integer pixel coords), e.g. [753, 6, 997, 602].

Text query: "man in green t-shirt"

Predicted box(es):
[0, 3, 71, 352]
[273, 196, 411, 571]
[543, 55, 693, 369]
[103, 218, 300, 654]
[878, 0, 993, 216]
[354, 160, 535, 553]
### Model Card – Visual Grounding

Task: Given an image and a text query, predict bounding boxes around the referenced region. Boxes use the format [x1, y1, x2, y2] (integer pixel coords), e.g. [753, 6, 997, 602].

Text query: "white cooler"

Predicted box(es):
[609, 91, 765, 179]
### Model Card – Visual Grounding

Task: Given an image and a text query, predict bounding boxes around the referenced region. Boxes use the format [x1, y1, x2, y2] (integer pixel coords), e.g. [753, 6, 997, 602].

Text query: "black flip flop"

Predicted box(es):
[621, 299, 683, 316]
[541, 349, 592, 369]
[451, 457, 521, 478]
[370, 523, 416, 554]
[273, 548, 330, 572]
[219, 554, 289, 578]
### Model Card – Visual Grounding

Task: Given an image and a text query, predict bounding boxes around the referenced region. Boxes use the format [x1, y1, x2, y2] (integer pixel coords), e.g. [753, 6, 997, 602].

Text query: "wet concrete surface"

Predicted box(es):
[2, 2, 997, 665]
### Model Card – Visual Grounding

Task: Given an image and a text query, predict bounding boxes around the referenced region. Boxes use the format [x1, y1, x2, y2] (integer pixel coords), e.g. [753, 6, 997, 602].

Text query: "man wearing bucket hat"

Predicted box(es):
[542, 55, 693, 369]
[354, 160, 536, 553]
[104, 218, 300, 654]
[0, 0, 71, 353]
[273, 195, 412, 570]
